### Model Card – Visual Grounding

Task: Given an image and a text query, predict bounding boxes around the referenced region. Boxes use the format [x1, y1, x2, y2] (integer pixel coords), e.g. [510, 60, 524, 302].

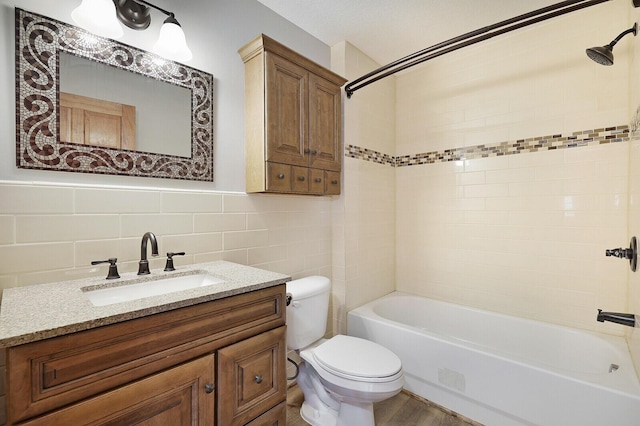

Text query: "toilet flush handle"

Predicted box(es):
[286, 293, 301, 307]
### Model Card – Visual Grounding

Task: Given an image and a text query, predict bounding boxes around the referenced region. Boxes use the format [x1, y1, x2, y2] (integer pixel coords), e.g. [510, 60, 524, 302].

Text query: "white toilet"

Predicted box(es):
[286, 276, 404, 426]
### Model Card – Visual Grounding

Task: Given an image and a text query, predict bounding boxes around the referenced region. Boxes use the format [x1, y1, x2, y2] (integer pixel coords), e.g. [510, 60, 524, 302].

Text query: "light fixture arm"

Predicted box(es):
[113, 0, 183, 30]
[133, 0, 172, 18]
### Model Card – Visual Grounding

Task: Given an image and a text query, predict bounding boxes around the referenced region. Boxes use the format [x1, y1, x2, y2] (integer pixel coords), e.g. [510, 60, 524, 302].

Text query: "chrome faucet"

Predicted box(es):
[138, 232, 159, 275]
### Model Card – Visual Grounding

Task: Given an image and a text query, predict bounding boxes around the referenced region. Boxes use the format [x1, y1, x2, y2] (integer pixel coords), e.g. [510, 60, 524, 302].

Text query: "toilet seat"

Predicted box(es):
[311, 335, 402, 383]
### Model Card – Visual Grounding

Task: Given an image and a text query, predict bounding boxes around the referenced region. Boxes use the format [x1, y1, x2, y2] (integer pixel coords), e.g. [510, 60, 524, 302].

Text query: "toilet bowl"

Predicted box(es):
[286, 276, 404, 426]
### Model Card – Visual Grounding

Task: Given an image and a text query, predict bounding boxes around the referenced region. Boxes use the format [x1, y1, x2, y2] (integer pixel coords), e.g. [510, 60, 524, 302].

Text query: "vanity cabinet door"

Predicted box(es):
[244, 401, 286, 426]
[20, 355, 215, 425]
[217, 326, 286, 426]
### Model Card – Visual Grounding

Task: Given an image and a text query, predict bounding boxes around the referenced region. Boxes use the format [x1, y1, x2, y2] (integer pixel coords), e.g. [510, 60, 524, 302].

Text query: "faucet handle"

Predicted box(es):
[605, 236, 638, 272]
[91, 258, 120, 280]
[164, 252, 186, 271]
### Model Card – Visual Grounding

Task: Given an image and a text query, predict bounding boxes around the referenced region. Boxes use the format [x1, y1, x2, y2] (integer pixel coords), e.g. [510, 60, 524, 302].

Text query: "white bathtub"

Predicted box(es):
[347, 292, 640, 426]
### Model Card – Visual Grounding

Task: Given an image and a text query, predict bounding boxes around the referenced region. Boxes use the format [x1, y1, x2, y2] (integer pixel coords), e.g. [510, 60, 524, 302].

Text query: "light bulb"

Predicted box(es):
[153, 20, 192, 62]
[71, 0, 123, 38]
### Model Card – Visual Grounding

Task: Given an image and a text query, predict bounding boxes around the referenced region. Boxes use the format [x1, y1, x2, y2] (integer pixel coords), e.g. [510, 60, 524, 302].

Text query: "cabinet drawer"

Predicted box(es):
[325, 170, 341, 195]
[292, 166, 309, 193]
[7, 285, 285, 423]
[266, 162, 292, 192]
[217, 326, 286, 426]
[309, 168, 324, 195]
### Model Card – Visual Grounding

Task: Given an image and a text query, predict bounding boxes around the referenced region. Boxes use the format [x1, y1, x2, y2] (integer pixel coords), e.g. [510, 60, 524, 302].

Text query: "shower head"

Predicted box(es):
[586, 23, 638, 66]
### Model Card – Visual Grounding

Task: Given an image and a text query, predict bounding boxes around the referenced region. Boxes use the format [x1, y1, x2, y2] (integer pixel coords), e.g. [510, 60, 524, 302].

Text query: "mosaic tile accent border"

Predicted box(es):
[15, 8, 214, 181]
[346, 125, 631, 167]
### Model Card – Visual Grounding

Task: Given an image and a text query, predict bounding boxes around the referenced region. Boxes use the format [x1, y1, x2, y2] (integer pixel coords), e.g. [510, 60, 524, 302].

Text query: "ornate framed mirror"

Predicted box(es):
[15, 8, 214, 181]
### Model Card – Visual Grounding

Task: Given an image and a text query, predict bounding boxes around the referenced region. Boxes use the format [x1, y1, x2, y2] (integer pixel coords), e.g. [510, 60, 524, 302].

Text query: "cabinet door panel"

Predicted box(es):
[245, 401, 286, 426]
[218, 326, 286, 426]
[266, 53, 308, 167]
[308, 74, 342, 172]
[21, 355, 215, 426]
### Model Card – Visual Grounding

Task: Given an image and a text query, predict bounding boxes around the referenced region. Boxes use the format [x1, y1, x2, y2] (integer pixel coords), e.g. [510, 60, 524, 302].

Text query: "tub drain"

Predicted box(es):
[609, 363, 619, 373]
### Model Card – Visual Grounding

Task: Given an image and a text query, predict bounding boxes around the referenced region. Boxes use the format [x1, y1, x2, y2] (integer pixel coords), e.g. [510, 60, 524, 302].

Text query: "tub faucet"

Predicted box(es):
[597, 309, 637, 328]
[138, 232, 159, 275]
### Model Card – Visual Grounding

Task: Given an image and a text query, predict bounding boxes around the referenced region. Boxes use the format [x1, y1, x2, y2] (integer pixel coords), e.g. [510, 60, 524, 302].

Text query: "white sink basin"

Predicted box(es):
[84, 273, 224, 306]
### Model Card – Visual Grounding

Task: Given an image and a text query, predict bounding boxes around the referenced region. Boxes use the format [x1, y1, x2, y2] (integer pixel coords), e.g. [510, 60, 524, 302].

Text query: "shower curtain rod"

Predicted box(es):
[344, 0, 610, 98]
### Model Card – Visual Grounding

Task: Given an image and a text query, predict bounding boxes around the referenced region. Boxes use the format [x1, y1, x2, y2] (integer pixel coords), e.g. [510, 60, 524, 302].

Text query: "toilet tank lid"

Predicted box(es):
[286, 276, 330, 299]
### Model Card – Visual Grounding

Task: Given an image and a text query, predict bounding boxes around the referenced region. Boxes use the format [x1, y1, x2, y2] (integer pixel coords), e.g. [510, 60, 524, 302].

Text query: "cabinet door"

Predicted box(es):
[218, 326, 286, 426]
[308, 74, 342, 172]
[266, 53, 308, 167]
[244, 401, 286, 426]
[20, 355, 215, 425]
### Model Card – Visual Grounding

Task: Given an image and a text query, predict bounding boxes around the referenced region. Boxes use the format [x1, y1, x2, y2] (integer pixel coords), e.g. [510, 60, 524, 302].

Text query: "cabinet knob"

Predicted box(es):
[255, 375, 263, 384]
[311, 150, 318, 156]
[298, 176, 305, 181]
[315, 178, 322, 183]
[304, 148, 311, 154]
[278, 173, 285, 179]
[204, 383, 215, 394]
[331, 180, 338, 185]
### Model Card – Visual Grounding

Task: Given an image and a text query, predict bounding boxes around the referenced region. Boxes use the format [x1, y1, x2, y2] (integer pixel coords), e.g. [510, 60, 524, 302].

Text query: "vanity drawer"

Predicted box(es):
[217, 326, 286, 426]
[7, 285, 285, 424]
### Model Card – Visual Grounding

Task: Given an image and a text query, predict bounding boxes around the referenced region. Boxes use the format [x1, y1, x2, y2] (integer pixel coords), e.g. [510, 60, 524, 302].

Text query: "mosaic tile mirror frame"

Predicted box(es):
[15, 8, 214, 181]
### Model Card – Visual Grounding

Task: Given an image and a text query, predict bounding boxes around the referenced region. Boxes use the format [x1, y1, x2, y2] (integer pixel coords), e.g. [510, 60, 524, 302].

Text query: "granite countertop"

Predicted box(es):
[0, 261, 290, 347]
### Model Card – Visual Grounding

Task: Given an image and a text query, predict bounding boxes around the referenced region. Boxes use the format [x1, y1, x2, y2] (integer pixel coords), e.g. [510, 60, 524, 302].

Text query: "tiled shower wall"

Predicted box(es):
[393, 0, 632, 334]
[331, 41, 396, 334]
[0, 182, 332, 290]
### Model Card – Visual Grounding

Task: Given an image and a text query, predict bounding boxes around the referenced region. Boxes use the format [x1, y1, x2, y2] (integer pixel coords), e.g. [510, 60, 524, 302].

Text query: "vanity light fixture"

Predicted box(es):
[71, 0, 193, 62]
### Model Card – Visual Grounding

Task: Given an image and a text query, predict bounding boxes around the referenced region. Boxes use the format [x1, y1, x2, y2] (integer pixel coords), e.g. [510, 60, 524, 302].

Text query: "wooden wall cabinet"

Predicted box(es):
[239, 34, 347, 195]
[5, 285, 286, 425]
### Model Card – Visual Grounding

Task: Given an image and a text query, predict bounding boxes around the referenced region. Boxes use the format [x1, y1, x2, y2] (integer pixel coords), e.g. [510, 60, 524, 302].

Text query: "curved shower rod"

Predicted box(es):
[344, 0, 614, 98]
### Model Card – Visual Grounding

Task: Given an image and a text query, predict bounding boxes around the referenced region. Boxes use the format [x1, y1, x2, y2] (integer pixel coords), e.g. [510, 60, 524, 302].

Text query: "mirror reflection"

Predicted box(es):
[60, 53, 191, 157]
[15, 8, 214, 181]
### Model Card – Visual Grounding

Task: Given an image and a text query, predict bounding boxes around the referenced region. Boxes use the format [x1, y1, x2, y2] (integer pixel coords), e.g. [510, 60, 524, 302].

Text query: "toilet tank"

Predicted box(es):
[286, 276, 331, 350]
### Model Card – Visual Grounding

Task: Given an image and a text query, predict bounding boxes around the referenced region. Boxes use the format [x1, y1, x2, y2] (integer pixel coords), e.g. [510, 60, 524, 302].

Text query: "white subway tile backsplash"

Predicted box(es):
[0, 185, 74, 214]
[120, 214, 193, 237]
[0, 183, 333, 289]
[17, 216, 76, 243]
[161, 192, 222, 213]
[0, 216, 14, 245]
[75, 188, 161, 214]
[0, 243, 74, 274]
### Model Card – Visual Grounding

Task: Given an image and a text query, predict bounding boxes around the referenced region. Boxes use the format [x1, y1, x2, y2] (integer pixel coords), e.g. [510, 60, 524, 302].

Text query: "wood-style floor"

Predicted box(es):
[286, 384, 482, 426]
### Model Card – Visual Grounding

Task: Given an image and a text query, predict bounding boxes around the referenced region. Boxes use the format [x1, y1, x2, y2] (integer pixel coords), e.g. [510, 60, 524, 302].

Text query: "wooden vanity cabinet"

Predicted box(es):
[239, 34, 347, 195]
[5, 285, 287, 426]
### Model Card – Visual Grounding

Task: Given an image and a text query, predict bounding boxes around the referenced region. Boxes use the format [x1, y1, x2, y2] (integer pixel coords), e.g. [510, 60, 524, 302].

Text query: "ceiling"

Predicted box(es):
[256, 0, 585, 65]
